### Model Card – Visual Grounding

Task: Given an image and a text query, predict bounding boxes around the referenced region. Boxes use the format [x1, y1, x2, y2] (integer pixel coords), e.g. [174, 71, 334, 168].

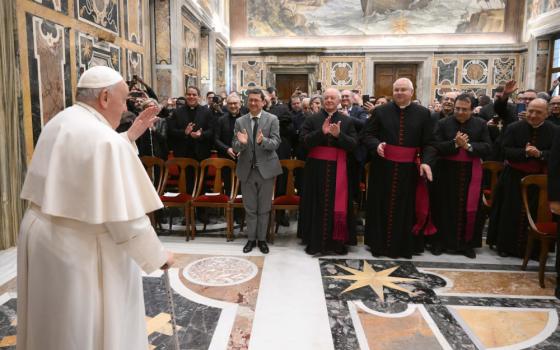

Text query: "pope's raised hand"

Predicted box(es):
[237, 129, 249, 144]
[127, 105, 159, 142]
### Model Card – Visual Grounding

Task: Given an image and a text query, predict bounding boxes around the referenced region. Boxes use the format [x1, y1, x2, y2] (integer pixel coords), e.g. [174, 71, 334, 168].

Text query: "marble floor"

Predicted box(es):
[0, 220, 559, 350]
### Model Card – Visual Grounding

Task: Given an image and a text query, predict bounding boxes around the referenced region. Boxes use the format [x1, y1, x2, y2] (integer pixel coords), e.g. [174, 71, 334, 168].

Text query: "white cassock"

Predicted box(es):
[17, 102, 167, 350]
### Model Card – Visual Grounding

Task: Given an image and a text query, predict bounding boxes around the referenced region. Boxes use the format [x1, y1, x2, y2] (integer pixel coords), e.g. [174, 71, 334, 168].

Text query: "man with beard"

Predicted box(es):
[428, 94, 492, 258]
[297, 88, 358, 255]
[548, 96, 560, 125]
[361, 78, 435, 259]
[487, 98, 556, 257]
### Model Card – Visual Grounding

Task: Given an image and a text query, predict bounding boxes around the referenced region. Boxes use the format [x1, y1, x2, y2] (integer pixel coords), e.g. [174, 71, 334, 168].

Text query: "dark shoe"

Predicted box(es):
[257, 241, 269, 254]
[431, 245, 443, 256]
[555, 287, 560, 300]
[463, 248, 476, 259]
[334, 245, 348, 255]
[243, 240, 256, 253]
[498, 251, 508, 257]
[276, 212, 290, 227]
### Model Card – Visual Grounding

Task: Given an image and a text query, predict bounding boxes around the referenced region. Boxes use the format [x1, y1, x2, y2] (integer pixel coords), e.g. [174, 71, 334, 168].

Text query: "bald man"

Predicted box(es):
[488, 98, 557, 257]
[361, 78, 436, 259]
[298, 88, 358, 255]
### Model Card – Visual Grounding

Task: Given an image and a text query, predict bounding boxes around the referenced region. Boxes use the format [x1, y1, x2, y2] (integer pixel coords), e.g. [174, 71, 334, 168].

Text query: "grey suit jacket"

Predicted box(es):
[232, 110, 283, 181]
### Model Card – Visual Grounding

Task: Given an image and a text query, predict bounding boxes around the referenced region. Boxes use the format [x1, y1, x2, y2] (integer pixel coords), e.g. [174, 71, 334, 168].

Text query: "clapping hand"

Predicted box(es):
[322, 116, 331, 135]
[329, 121, 341, 138]
[190, 128, 202, 139]
[185, 122, 195, 136]
[127, 105, 159, 142]
[455, 131, 469, 149]
[256, 129, 264, 144]
[525, 142, 541, 158]
[237, 129, 249, 144]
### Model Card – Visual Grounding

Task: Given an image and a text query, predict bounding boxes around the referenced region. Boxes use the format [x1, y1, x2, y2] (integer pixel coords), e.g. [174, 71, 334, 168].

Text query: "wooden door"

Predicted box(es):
[275, 74, 308, 103]
[374, 64, 417, 99]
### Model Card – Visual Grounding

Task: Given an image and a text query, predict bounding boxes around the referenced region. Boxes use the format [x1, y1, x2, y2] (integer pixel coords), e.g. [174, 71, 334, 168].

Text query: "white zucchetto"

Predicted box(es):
[77, 65, 124, 88]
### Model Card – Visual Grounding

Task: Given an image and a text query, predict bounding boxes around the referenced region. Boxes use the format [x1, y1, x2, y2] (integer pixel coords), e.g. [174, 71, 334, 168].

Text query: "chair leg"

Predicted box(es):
[269, 209, 276, 244]
[538, 239, 550, 289]
[521, 233, 535, 270]
[190, 206, 196, 240]
[226, 207, 232, 242]
[185, 203, 191, 242]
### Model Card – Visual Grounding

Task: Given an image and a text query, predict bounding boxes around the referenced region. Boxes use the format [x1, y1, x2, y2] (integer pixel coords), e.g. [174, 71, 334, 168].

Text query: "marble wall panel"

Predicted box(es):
[462, 58, 489, 84]
[239, 60, 264, 88]
[536, 39, 551, 91]
[76, 0, 120, 34]
[77, 32, 121, 78]
[436, 59, 458, 85]
[26, 14, 72, 145]
[33, 0, 68, 14]
[126, 49, 143, 81]
[124, 0, 143, 44]
[493, 57, 516, 85]
[215, 41, 227, 93]
[319, 57, 366, 91]
[156, 69, 172, 101]
[155, 0, 171, 64]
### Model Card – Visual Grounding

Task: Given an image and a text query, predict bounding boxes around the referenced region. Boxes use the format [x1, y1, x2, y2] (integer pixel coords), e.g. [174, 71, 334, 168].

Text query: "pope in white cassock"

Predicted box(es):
[17, 66, 174, 350]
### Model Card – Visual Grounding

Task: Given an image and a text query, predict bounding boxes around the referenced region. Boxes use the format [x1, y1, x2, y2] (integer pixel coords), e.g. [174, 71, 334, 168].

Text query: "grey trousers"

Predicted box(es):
[241, 168, 274, 241]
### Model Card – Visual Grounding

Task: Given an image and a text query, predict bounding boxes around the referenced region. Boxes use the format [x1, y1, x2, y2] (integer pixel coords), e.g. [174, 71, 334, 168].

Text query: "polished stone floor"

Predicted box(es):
[0, 220, 558, 350]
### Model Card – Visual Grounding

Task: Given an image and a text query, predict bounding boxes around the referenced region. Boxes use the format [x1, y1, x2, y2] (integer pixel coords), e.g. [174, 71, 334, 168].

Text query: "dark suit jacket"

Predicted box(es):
[167, 104, 215, 160]
[214, 112, 240, 158]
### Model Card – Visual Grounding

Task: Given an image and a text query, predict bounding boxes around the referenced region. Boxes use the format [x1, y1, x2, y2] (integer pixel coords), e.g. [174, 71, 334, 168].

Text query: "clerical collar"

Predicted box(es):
[75, 102, 112, 128]
[397, 101, 411, 109]
[250, 111, 262, 119]
[529, 121, 545, 128]
[187, 105, 197, 110]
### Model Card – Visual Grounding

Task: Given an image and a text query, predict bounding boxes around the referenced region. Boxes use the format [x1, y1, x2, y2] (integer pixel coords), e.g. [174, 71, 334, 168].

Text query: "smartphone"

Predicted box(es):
[516, 103, 526, 114]
[212, 95, 220, 103]
[362, 94, 370, 103]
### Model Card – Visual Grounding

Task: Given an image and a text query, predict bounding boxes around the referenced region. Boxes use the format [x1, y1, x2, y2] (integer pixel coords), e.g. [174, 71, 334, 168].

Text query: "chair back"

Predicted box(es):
[278, 159, 305, 198]
[141, 156, 166, 195]
[165, 157, 199, 196]
[521, 174, 551, 231]
[482, 161, 504, 206]
[196, 158, 236, 198]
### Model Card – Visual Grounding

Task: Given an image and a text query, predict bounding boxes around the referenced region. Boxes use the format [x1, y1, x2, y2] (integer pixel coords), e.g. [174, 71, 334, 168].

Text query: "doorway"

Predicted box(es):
[275, 74, 308, 103]
[374, 64, 417, 99]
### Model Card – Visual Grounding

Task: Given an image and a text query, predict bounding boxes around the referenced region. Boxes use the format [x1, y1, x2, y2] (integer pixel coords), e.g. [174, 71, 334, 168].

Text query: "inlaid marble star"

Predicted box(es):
[145, 312, 182, 337]
[328, 261, 418, 302]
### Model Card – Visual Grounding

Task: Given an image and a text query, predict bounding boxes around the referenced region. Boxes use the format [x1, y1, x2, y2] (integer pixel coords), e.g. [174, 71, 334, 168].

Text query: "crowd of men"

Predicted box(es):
[121, 75, 560, 269]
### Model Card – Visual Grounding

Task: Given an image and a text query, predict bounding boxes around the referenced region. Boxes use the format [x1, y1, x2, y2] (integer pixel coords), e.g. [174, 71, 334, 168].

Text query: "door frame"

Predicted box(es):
[366, 52, 433, 106]
[268, 64, 319, 97]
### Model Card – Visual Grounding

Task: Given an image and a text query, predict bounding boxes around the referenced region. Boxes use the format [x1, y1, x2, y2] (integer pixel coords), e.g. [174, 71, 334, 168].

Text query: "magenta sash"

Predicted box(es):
[384, 144, 436, 236]
[506, 160, 547, 174]
[308, 146, 348, 241]
[442, 149, 482, 241]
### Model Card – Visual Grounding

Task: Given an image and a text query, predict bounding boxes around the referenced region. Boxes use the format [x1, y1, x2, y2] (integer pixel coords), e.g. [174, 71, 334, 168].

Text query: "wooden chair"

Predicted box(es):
[190, 158, 236, 240]
[520, 175, 557, 288]
[481, 161, 504, 208]
[227, 178, 246, 238]
[160, 157, 199, 241]
[140, 156, 167, 229]
[269, 159, 305, 244]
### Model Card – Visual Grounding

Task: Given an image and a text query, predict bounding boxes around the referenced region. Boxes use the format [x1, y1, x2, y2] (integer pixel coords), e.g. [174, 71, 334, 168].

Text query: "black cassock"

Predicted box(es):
[297, 110, 358, 254]
[487, 120, 557, 257]
[361, 102, 435, 259]
[429, 116, 491, 252]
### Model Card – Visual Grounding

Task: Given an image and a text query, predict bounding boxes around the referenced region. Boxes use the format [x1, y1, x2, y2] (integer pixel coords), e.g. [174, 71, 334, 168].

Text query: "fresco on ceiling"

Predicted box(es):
[247, 0, 506, 36]
[527, 0, 560, 20]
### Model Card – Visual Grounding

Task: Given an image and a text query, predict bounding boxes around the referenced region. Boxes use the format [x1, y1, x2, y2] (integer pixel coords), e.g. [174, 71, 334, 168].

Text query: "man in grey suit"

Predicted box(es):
[233, 88, 283, 254]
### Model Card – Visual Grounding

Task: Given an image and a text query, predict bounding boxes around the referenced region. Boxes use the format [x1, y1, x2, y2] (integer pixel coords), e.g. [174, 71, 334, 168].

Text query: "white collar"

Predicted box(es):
[249, 110, 262, 119]
[75, 102, 112, 128]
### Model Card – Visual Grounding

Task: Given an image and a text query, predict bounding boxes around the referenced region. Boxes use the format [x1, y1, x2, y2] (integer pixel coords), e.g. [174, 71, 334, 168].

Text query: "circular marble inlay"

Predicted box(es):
[183, 257, 258, 287]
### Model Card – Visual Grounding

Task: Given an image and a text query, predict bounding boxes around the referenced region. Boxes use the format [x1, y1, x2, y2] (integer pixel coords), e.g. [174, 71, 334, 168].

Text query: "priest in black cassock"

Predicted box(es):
[361, 78, 436, 259]
[428, 94, 492, 258]
[487, 98, 557, 257]
[547, 126, 560, 299]
[297, 88, 358, 255]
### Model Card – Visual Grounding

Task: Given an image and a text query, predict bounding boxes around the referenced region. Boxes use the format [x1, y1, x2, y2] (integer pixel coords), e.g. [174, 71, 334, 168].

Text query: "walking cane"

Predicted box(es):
[163, 269, 181, 350]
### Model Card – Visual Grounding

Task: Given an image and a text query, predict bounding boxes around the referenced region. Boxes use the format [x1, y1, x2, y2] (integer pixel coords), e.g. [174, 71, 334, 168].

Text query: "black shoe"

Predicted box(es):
[498, 251, 508, 257]
[257, 241, 269, 254]
[243, 240, 256, 253]
[431, 245, 443, 256]
[335, 245, 348, 255]
[555, 287, 560, 300]
[463, 248, 476, 259]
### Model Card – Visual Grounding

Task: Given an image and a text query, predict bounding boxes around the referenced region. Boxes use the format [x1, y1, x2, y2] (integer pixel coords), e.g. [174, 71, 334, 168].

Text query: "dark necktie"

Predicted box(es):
[252, 117, 259, 168]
